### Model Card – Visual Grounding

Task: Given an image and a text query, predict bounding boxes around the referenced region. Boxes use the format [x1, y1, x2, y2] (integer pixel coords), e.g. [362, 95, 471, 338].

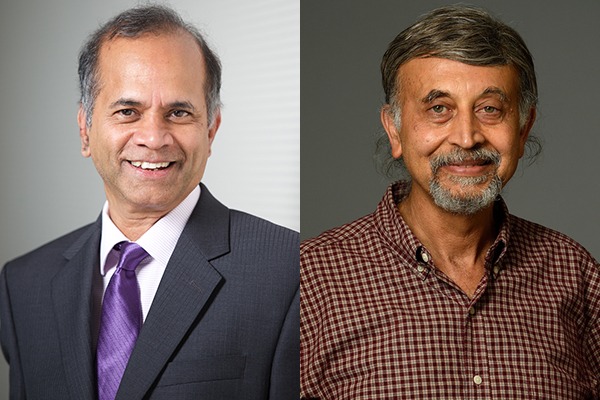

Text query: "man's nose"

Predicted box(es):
[447, 111, 485, 149]
[131, 112, 174, 149]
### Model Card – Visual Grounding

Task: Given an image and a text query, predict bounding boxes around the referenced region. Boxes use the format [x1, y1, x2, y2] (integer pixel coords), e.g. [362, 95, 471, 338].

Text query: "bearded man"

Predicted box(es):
[300, 5, 600, 399]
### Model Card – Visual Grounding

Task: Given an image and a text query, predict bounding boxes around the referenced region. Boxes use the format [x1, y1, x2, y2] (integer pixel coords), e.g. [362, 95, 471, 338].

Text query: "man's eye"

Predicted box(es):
[483, 106, 499, 113]
[118, 109, 135, 116]
[431, 105, 447, 113]
[171, 110, 189, 118]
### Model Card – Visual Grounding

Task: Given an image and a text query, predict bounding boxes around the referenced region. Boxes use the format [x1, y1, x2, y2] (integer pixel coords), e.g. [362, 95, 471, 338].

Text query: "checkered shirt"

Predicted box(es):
[301, 181, 600, 399]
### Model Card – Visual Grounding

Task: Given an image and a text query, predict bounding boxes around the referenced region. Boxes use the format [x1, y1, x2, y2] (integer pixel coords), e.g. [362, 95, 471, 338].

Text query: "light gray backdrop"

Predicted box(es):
[0, 0, 299, 396]
[301, 0, 600, 262]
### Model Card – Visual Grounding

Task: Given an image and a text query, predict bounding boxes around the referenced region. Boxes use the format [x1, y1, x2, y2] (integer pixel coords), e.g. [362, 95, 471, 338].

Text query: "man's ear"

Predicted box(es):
[207, 110, 222, 156]
[78, 105, 91, 158]
[380, 105, 403, 158]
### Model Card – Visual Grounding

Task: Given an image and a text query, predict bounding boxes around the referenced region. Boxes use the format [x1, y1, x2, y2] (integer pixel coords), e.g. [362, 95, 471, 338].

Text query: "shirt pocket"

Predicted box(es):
[155, 354, 246, 387]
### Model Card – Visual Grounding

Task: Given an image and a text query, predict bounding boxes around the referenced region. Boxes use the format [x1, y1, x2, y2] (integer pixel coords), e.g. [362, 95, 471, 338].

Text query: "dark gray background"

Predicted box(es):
[301, 0, 600, 260]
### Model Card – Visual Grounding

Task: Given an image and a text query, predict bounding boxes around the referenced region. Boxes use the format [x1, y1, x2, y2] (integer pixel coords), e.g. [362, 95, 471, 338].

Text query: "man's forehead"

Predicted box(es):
[397, 57, 519, 98]
[95, 31, 206, 80]
[93, 32, 207, 105]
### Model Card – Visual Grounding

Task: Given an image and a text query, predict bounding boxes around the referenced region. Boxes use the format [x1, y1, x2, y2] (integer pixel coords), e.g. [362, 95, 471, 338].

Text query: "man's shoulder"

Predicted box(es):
[301, 212, 376, 259]
[228, 210, 299, 259]
[3, 222, 97, 275]
[229, 209, 298, 241]
[508, 214, 597, 264]
[222, 211, 299, 285]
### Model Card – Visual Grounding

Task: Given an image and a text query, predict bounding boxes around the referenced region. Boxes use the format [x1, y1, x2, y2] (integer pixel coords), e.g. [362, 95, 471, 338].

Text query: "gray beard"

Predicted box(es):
[429, 174, 502, 215]
[428, 148, 503, 215]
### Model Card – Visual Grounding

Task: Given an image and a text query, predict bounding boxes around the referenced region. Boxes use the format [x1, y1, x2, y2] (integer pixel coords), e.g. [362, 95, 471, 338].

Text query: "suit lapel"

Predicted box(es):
[116, 184, 230, 400]
[51, 219, 101, 400]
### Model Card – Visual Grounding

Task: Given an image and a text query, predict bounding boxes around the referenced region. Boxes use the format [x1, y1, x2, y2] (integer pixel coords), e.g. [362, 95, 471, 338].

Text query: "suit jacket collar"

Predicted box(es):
[52, 216, 102, 400]
[185, 183, 231, 260]
[116, 183, 230, 399]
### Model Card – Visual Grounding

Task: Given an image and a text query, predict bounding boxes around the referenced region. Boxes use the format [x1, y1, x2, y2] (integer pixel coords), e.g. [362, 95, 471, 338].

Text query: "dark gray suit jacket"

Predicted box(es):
[0, 184, 299, 399]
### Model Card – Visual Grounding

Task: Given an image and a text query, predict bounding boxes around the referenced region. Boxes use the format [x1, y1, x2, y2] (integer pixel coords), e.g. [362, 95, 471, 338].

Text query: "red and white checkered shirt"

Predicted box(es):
[301, 182, 600, 399]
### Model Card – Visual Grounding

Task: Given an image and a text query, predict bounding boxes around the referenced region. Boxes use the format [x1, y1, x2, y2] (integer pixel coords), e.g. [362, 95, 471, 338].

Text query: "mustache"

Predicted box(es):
[430, 148, 501, 174]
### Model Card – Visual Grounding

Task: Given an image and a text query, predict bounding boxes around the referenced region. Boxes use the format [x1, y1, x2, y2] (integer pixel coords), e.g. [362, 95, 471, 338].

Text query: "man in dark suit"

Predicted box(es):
[0, 5, 298, 399]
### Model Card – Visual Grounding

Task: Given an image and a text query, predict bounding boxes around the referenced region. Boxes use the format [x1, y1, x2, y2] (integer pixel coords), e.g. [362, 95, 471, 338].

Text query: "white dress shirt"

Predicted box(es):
[99, 186, 200, 321]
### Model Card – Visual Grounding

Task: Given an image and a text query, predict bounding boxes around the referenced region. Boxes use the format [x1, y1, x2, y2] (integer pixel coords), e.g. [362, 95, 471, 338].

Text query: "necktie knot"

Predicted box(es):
[114, 241, 148, 272]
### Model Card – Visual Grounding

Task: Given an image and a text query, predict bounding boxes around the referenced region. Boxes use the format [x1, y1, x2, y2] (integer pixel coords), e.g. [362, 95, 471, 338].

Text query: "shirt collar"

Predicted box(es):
[375, 181, 510, 269]
[99, 185, 201, 275]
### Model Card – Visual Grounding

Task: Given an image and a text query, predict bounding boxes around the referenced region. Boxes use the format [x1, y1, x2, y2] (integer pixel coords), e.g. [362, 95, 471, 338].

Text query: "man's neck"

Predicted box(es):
[104, 186, 201, 242]
[398, 187, 498, 297]
[107, 209, 166, 242]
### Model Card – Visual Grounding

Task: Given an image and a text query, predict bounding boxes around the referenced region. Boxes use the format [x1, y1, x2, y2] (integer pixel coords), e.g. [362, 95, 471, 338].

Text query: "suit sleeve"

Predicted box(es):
[0, 265, 26, 400]
[268, 285, 299, 399]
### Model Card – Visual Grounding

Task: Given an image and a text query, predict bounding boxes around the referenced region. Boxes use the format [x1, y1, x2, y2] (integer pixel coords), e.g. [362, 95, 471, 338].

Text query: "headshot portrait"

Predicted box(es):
[301, 0, 599, 258]
[0, 1, 299, 399]
[301, 1, 599, 398]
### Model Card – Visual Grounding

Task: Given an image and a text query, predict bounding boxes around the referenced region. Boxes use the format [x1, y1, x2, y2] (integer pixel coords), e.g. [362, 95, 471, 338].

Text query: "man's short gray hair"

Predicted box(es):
[78, 5, 222, 127]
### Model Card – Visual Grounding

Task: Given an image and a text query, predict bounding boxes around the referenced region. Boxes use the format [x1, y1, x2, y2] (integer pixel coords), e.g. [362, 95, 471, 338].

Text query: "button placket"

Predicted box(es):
[493, 265, 500, 275]
[414, 246, 431, 279]
[464, 298, 489, 397]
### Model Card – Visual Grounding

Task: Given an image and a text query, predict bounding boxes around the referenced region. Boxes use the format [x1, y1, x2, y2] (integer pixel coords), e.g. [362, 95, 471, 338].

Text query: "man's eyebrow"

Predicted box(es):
[420, 87, 510, 104]
[422, 89, 450, 103]
[108, 99, 197, 111]
[481, 87, 508, 102]
[168, 101, 196, 111]
[109, 98, 143, 109]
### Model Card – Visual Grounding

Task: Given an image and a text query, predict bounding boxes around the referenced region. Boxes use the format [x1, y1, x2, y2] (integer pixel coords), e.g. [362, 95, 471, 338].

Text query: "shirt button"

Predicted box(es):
[493, 265, 500, 275]
[421, 252, 430, 263]
[469, 307, 476, 316]
[417, 265, 425, 273]
[473, 375, 483, 385]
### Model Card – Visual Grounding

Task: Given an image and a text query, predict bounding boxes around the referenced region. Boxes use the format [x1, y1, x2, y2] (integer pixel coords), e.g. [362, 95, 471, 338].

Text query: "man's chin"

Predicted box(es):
[429, 175, 503, 215]
[109, 185, 183, 213]
[447, 174, 493, 186]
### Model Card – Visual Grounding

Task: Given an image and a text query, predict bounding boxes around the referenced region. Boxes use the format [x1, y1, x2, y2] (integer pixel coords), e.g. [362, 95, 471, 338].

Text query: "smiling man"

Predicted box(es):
[301, 5, 600, 399]
[0, 6, 298, 400]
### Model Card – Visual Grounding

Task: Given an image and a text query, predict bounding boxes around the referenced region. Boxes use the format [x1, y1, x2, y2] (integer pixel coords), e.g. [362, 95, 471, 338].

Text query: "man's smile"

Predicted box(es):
[128, 160, 173, 170]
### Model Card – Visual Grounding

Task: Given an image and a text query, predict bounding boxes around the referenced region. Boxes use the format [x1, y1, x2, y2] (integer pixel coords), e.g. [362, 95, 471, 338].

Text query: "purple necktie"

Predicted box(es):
[97, 242, 148, 400]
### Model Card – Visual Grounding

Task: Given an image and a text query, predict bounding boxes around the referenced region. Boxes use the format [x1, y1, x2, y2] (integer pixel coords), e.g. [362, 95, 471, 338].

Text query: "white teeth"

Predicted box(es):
[130, 161, 171, 170]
